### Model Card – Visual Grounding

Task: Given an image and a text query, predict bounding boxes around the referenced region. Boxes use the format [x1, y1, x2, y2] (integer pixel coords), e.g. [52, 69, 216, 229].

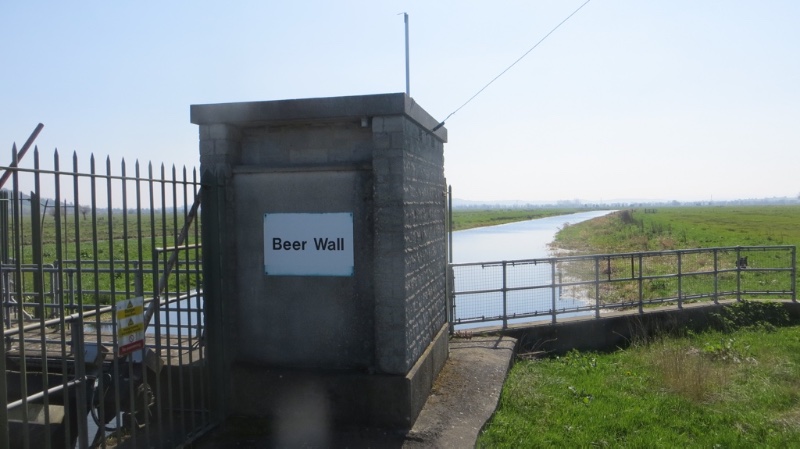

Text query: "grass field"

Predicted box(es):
[5, 209, 200, 308]
[552, 206, 800, 254]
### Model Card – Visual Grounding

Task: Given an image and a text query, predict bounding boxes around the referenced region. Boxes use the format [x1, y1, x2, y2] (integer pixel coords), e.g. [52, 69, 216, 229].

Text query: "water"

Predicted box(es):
[452, 210, 614, 263]
[451, 210, 615, 329]
[147, 294, 203, 337]
[84, 293, 203, 338]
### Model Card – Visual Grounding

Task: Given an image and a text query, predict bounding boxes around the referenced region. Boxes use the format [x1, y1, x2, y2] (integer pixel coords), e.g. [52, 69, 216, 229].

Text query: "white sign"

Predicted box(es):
[115, 296, 145, 356]
[264, 213, 354, 276]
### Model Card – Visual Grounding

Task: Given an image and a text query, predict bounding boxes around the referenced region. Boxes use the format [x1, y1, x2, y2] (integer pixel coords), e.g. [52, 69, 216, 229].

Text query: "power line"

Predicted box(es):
[433, 0, 593, 131]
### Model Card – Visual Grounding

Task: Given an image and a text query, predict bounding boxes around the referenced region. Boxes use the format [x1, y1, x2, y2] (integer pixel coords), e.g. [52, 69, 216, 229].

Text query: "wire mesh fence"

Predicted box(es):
[450, 246, 797, 330]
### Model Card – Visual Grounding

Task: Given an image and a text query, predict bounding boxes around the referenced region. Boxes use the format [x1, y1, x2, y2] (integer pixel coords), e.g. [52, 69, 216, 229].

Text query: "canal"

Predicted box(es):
[451, 209, 615, 329]
[452, 210, 614, 263]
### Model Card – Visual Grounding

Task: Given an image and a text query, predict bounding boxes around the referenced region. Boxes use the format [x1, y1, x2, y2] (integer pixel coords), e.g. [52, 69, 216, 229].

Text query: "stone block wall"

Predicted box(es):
[192, 93, 448, 426]
[371, 114, 447, 374]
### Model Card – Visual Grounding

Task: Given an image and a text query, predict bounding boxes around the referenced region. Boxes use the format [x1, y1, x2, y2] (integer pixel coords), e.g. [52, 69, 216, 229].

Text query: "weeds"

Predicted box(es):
[481, 324, 800, 447]
[650, 343, 727, 402]
[710, 300, 790, 333]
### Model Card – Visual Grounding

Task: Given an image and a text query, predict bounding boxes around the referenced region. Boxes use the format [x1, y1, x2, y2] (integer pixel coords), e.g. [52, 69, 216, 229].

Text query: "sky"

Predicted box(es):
[2, 1, 799, 203]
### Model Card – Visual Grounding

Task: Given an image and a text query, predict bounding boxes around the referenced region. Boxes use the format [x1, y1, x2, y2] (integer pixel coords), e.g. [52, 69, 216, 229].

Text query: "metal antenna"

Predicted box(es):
[400, 12, 410, 96]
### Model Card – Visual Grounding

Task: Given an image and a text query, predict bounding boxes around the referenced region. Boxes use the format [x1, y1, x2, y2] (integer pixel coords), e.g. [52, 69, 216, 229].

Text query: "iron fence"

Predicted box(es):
[1, 142, 209, 448]
[449, 245, 797, 330]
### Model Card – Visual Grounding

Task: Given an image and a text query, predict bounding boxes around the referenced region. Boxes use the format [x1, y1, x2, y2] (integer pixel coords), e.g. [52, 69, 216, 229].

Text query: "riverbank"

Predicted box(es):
[551, 206, 800, 254]
[451, 207, 594, 231]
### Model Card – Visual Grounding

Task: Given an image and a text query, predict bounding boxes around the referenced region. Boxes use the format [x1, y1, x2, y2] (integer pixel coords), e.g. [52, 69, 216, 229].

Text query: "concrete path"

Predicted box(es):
[190, 335, 517, 448]
[403, 335, 517, 448]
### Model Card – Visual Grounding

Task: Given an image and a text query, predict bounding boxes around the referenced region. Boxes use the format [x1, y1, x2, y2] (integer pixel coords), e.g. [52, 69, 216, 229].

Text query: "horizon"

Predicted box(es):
[452, 194, 800, 207]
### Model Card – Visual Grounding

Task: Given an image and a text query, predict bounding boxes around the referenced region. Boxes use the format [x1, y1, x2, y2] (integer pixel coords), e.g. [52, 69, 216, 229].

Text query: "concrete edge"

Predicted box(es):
[404, 323, 450, 423]
[190, 93, 447, 141]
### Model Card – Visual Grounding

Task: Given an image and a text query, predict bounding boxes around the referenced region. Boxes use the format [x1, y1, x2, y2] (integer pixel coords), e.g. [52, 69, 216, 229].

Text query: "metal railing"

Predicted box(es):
[1, 260, 200, 324]
[1, 142, 209, 448]
[449, 245, 797, 330]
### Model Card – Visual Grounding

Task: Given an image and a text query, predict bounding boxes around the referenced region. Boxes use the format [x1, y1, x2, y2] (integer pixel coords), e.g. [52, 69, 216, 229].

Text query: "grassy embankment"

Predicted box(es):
[480, 304, 800, 447]
[479, 206, 800, 447]
[552, 205, 800, 254]
[450, 208, 587, 231]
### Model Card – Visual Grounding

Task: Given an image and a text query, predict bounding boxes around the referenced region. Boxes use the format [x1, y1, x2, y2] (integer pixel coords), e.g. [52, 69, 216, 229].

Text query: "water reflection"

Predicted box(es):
[84, 294, 203, 338]
[452, 210, 614, 329]
[452, 210, 613, 263]
[147, 294, 203, 337]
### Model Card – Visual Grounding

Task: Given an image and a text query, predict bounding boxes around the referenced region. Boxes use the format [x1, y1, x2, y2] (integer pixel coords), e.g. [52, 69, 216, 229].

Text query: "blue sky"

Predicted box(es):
[2, 1, 798, 203]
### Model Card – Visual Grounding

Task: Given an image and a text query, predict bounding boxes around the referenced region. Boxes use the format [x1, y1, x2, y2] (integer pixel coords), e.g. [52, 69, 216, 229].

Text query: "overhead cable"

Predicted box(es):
[433, 0, 593, 131]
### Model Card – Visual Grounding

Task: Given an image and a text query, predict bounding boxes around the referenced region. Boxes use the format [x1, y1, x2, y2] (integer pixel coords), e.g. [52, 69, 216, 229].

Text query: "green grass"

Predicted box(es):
[480, 318, 800, 447]
[451, 208, 589, 231]
[553, 206, 800, 254]
[7, 209, 200, 310]
[550, 206, 800, 301]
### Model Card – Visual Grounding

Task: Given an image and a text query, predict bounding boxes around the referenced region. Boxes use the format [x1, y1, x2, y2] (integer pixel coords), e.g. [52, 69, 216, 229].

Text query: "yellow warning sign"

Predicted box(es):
[117, 305, 144, 320]
[119, 322, 144, 337]
[115, 297, 145, 356]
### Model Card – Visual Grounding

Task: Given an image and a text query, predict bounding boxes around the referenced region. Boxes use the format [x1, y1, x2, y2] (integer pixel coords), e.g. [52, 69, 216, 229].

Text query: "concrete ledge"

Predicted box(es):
[502, 299, 800, 355]
[405, 323, 450, 422]
[230, 322, 449, 431]
[405, 335, 517, 448]
[190, 93, 446, 142]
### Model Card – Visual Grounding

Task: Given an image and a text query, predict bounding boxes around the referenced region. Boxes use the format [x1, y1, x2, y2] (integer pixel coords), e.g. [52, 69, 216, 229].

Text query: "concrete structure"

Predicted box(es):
[503, 299, 800, 356]
[191, 93, 449, 431]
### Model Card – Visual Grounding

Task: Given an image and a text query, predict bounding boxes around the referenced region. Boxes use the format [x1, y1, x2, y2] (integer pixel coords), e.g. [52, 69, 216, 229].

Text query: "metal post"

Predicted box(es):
[792, 246, 797, 303]
[630, 255, 634, 279]
[134, 262, 143, 297]
[67, 270, 75, 313]
[638, 254, 643, 314]
[594, 256, 600, 318]
[677, 251, 683, 310]
[0, 190, 8, 264]
[502, 261, 508, 330]
[550, 261, 557, 324]
[713, 249, 719, 304]
[736, 246, 742, 302]
[447, 265, 455, 335]
[30, 191, 43, 319]
[0, 123, 44, 190]
[73, 317, 89, 449]
[404, 12, 410, 96]
[0, 267, 6, 449]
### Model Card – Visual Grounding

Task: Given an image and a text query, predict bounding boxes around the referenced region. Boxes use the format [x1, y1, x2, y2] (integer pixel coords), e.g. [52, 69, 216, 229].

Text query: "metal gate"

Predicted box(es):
[1, 126, 211, 448]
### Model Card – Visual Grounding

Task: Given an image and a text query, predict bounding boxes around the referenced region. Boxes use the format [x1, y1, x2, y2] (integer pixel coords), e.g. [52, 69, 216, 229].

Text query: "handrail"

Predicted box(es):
[449, 245, 797, 330]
